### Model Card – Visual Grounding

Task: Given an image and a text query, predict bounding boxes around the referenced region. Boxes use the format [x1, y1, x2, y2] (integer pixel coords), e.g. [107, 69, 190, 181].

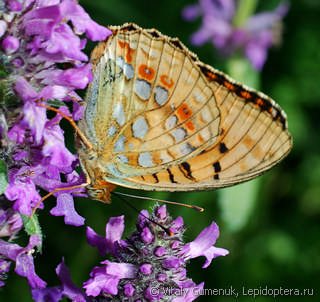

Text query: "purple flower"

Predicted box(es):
[0, 200, 23, 240]
[84, 204, 229, 301]
[2, 35, 20, 54]
[0, 234, 46, 289]
[0, 0, 111, 225]
[0, 259, 11, 287]
[182, 0, 289, 70]
[31, 259, 88, 302]
[0, 200, 24, 287]
[0, 0, 111, 293]
[180, 221, 229, 268]
[28, 206, 228, 301]
[86, 216, 125, 256]
[5, 167, 42, 217]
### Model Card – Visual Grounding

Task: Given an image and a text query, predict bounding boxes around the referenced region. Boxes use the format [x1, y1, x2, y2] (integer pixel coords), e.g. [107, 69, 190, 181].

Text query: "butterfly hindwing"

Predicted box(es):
[122, 79, 291, 191]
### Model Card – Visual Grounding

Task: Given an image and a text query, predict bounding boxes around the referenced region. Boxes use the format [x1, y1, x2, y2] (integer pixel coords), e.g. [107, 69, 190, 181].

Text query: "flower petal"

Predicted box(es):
[182, 5, 201, 21]
[86, 226, 108, 256]
[105, 216, 125, 254]
[22, 101, 47, 144]
[180, 221, 228, 267]
[5, 168, 42, 217]
[43, 23, 88, 61]
[102, 260, 137, 279]
[42, 123, 76, 172]
[83, 273, 119, 296]
[86, 216, 125, 256]
[15, 236, 46, 290]
[56, 259, 87, 302]
[50, 193, 85, 226]
[32, 287, 63, 302]
[14, 77, 38, 102]
[202, 246, 229, 268]
[60, 0, 112, 41]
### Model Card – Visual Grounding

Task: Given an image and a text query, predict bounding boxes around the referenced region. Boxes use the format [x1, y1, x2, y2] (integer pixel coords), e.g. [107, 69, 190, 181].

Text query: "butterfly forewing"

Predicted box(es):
[78, 23, 292, 192]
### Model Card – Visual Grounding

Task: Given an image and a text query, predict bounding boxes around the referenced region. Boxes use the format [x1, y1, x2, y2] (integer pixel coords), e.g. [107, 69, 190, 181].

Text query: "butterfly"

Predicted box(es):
[75, 23, 292, 203]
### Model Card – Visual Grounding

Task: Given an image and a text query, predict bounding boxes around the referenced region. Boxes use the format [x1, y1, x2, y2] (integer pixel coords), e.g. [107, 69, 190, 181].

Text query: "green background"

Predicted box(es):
[2, 0, 320, 301]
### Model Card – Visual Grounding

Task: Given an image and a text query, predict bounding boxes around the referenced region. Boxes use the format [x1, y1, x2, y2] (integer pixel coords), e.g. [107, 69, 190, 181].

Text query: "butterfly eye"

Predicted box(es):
[86, 151, 97, 161]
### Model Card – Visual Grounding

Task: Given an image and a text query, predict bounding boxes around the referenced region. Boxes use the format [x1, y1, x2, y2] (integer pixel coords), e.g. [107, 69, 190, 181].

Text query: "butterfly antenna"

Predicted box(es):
[113, 192, 174, 236]
[29, 183, 89, 218]
[37, 102, 93, 150]
[112, 191, 204, 212]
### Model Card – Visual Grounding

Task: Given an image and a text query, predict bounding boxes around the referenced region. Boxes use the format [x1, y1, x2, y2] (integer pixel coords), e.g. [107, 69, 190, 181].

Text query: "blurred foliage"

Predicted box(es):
[0, 159, 8, 195]
[2, 0, 320, 301]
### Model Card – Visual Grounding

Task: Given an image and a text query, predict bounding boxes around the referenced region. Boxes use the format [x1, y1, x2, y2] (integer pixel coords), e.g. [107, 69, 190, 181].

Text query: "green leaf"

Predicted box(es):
[220, 55, 262, 232]
[21, 214, 43, 251]
[233, 0, 258, 27]
[0, 159, 9, 195]
[218, 178, 260, 232]
[226, 56, 260, 89]
[46, 99, 66, 108]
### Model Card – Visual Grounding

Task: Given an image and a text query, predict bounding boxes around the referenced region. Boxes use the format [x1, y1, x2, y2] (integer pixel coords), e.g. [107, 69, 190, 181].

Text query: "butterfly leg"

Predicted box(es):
[29, 183, 89, 218]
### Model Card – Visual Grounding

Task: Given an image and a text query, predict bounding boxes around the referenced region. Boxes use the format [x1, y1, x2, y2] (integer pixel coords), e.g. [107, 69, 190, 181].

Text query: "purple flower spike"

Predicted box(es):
[0, 0, 111, 227]
[0, 0, 112, 294]
[182, 0, 289, 70]
[84, 204, 228, 301]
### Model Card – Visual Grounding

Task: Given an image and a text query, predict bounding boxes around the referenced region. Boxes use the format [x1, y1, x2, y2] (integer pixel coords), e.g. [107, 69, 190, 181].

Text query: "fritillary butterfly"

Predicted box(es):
[75, 23, 292, 203]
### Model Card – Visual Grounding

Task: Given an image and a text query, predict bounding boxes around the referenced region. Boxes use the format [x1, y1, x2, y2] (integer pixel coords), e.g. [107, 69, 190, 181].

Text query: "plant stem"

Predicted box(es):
[233, 0, 258, 27]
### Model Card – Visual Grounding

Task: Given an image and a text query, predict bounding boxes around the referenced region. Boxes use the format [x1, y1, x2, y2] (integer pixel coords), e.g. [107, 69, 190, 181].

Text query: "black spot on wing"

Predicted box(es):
[152, 173, 159, 183]
[179, 162, 195, 181]
[219, 142, 228, 153]
[213, 161, 221, 173]
[167, 168, 177, 183]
